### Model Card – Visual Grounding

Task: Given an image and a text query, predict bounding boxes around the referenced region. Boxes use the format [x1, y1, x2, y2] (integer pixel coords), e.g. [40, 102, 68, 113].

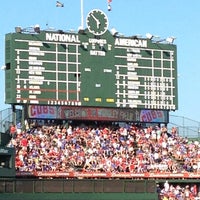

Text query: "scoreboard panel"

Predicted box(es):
[5, 24, 177, 110]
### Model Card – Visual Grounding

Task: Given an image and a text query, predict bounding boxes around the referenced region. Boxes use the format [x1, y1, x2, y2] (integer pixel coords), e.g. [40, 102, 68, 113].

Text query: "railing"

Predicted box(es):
[169, 114, 200, 138]
[0, 107, 199, 139]
[0, 107, 23, 133]
[0, 108, 13, 133]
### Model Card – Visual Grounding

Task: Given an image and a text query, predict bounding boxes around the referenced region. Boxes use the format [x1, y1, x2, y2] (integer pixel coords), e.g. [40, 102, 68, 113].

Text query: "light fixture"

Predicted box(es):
[146, 33, 154, 40]
[1, 66, 6, 70]
[146, 33, 161, 41]
[34, 24, 40, 33]
[78, 26, 85, 34]
[146, 34, 176, 44]
[15, 26, 22, 33]
[0, 162, 5, 167]
[166, 36, 176, 44]
[15, 25, 41, 34]
[110, 28, 118, 36]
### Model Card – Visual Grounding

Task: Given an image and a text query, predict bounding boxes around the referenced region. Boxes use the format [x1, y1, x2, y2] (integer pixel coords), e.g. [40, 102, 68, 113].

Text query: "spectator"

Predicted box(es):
[7, 122, 200, 198]
[10, 123, 17, 139]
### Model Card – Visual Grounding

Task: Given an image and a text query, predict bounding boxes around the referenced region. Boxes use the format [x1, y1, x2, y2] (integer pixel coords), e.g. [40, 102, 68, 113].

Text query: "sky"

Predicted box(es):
[0, 0, 200, 122]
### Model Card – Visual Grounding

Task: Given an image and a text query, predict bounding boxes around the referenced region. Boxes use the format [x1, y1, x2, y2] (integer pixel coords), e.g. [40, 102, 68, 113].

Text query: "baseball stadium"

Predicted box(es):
[1, 1, 200, 200]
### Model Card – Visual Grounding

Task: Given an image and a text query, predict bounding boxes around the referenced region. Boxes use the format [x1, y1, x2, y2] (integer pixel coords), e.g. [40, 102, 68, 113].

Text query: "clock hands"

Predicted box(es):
[91, 13, 101, 29]
[86, 9, 108, 35]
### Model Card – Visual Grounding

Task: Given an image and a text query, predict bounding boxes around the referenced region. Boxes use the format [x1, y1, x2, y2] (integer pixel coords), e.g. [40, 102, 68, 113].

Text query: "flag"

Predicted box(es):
[56, 1, 64, 7]
[108, 0, 112, 11]
[108, 4, 111, 11]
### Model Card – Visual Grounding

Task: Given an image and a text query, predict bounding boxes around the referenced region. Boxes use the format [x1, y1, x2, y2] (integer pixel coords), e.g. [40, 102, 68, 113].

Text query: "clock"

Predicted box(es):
[86, 9, 109, 36]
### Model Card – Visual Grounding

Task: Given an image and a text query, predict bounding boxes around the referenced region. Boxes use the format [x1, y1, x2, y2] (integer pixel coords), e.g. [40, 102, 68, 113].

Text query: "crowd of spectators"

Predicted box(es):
[157, 181, 200, 200]
[7, 121, 200, 199]
[8, 122, 200, 174]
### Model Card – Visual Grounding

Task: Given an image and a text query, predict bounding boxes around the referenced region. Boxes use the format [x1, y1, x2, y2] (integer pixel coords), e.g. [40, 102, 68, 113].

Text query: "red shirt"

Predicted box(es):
[10, 125, 16, 134]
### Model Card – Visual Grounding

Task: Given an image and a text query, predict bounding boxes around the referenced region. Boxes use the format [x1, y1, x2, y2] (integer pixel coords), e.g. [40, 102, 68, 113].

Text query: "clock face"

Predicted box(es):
[86, 9, 109, 36]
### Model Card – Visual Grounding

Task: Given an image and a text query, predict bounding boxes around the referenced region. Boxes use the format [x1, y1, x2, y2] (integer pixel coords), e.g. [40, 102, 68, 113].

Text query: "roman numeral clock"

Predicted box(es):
[86, 9, 109, 35]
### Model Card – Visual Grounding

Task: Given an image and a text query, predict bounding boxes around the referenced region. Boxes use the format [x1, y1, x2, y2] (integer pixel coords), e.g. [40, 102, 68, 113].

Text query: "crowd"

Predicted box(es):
[157, 181, 200, 200]
[8, 122, 200, 174]
[7, 121, 200, 199]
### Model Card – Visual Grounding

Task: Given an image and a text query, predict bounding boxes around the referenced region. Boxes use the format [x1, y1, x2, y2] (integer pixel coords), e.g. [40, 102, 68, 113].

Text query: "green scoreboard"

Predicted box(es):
[5, 9, 178, 111]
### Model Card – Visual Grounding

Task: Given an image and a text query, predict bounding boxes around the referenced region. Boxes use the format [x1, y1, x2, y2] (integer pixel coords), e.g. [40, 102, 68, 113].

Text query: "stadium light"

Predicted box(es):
[110, 28, 118, 36]
[146, 33, 161, 41]
[15, 26, 22, 33]
[34, 24, 40, 33]
[1, 66, 6, 70]
[146, 33, 154, 40]
[155, 36, 176, 44]
[146, 33, 176, 44]
[15, 25, 41, 34]
[78, 26, 85, 34]
[166, 36, 176, 44]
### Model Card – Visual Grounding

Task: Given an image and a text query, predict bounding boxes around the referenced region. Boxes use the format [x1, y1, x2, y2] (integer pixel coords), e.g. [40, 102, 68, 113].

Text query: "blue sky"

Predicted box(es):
[0, 0, 200, 121]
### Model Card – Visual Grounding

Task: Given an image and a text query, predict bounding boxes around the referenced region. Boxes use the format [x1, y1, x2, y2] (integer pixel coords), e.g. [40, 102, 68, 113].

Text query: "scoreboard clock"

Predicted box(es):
[4, 10, 178, 111]
[86, 9, 109, 35]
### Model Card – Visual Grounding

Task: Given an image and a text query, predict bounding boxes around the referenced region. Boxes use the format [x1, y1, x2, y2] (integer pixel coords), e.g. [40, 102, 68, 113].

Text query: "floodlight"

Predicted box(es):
[78, 26, 85, 34]
[110, 28, 118, 36]
[146, 33, 154, 40]
[166, 37, 176, 44]
[15, 26, 22, 33]
[15, 25, 41, 34]
[34, 24, 40, 33]
[1, 66, 6, 70]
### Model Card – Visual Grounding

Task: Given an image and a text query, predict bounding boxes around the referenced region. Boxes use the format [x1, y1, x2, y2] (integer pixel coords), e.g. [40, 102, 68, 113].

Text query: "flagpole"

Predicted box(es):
[80, 0, 84, 29]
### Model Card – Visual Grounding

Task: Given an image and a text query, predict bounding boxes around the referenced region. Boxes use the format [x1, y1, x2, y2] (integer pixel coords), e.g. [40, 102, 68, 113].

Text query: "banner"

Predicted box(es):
[16, 171, 200, 179]
[27, 105, 169, 123]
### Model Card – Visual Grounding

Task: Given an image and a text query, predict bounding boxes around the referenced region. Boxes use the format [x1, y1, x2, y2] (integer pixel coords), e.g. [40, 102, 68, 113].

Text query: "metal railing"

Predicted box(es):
[169, 114, 200, 138]
[0, 108, 13, 133]
[0, 107, 199, 139]
[0, 107, 23, 133]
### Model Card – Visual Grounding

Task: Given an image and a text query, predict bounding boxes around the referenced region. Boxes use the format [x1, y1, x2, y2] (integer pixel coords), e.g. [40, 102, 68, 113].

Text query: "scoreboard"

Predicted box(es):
[5, 9, 178, 111]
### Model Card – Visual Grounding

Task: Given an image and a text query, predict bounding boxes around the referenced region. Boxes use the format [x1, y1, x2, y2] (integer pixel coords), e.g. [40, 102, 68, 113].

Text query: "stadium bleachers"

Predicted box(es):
[4, 121, 200, 199]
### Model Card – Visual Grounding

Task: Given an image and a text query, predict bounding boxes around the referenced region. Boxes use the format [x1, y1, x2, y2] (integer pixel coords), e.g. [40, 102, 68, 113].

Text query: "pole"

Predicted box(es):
[80, 0, 84, 29]
[12, 104, 16, 126]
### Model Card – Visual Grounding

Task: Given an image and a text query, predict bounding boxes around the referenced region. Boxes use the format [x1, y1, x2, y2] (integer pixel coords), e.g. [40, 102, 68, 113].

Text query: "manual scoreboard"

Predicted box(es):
[5, 9, 178, 111]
